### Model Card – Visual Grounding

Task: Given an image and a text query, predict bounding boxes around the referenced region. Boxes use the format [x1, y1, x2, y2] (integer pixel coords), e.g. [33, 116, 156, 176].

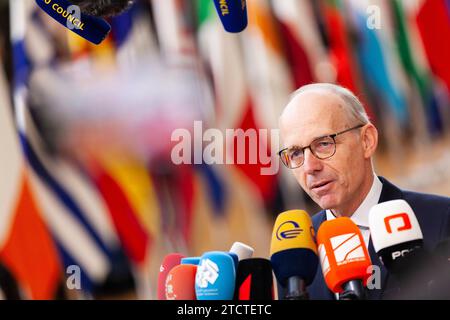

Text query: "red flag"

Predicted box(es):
[416, 0, 450, 91]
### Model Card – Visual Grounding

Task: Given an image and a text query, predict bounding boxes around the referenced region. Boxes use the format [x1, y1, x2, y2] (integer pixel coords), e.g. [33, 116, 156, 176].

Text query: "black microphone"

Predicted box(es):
[233, 258, 273, 300]
[212, 0, 248, 33]
[34, 0, 135, 45]
[70, 0, 134, 17]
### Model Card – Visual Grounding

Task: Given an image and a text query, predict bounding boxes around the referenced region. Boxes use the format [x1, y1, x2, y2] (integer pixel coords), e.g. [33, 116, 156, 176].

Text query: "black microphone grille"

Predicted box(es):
[69, 0, 135, 18]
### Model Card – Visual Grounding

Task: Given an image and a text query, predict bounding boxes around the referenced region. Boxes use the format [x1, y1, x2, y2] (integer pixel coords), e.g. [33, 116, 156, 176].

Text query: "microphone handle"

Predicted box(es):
[285, 276, 308, 300]
[340, 280, 366, 300]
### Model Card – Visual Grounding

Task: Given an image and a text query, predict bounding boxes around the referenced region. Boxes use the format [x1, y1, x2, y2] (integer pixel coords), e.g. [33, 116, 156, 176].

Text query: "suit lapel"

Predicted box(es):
[312, 211, 335, 300]
[366, 176, 404, 299]
[367, 236, 387, 299]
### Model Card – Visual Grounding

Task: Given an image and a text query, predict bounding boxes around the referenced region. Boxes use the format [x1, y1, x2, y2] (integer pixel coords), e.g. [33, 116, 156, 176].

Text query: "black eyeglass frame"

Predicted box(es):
[278, 124, 365, 169]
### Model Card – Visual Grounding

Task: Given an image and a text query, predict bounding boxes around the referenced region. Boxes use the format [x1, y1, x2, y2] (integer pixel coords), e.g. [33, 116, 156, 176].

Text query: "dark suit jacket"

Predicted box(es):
[308, 176, 450, 300]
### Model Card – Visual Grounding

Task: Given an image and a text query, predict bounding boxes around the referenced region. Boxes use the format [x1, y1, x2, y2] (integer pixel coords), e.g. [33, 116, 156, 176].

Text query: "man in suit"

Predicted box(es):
[278, 83, 450, 299]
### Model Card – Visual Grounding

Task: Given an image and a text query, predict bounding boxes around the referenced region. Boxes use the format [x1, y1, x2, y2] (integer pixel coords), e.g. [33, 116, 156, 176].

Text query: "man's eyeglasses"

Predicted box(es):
[278, 124, 365, 169]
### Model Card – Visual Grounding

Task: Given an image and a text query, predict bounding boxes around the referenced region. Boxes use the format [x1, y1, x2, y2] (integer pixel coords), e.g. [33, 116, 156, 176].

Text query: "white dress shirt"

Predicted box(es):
[325, 174, 382, 299]
[325, 174, 383, 247]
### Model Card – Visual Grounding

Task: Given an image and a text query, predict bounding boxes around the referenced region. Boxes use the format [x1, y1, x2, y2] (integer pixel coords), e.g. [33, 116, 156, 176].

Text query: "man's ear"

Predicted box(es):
[361, 123, 378, 158]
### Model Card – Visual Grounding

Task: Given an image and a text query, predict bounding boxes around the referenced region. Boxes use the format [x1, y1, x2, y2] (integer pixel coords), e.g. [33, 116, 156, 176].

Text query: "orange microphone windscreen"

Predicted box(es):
[316, 217, 372, 293]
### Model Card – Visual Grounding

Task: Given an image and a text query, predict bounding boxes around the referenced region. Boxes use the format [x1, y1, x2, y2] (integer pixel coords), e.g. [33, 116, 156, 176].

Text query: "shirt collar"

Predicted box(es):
[326, 174, 383, 228]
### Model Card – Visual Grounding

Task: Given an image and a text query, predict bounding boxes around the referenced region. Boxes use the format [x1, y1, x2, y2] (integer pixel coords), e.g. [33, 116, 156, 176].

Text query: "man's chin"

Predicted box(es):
[315, 196, 339, 211]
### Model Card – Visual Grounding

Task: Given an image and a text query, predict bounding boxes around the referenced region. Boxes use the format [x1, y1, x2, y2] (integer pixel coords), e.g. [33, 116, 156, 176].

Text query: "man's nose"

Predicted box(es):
[302, 148, 323, 174]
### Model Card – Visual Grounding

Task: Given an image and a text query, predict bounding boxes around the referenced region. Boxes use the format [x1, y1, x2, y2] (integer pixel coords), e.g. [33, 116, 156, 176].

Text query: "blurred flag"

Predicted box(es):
[150, 165, 193, 252]
[86, 152, 153, 268]
[188, 164, 271, 258]
[321, 0, 360, 93]
[416, 0, 450, 93]
[151, 0, 197, 61]
[197, 0, 279, 203]
[152, 162, 230, 255]
[271, 0, 315, 88]
[391, 0, 444, 136]
[10, 0, 135, 295]
[273, 0, 337, 84]
[196, 0, 246, 129]
[245, 0, 294, 130]
[110, 1, 158, 67]
[166, 0, 272, 256]
[349, 0, 409, 129]
[320, 0, 377, 123]
[0, 46, 61, 299]
[334, 0, 411, 168]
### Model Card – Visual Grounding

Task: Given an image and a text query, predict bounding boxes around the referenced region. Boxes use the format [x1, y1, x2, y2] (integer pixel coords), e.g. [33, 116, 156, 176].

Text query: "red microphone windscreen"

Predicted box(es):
[165, 264, 197, 300]
[157, 253, 185, 300]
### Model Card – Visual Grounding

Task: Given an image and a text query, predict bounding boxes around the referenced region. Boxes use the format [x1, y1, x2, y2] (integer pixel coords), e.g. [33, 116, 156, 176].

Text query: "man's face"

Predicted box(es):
[279, 91, 368, 212]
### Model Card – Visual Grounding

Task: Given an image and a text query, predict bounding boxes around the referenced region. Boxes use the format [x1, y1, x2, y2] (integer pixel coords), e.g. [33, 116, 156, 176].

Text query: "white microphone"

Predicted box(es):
[369, 199, 424, 273]
[229, 242, 254, 261]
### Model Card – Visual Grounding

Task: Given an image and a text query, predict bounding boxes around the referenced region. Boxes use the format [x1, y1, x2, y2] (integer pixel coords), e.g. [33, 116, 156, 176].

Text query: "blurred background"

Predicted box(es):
[0, 0, 449, 299]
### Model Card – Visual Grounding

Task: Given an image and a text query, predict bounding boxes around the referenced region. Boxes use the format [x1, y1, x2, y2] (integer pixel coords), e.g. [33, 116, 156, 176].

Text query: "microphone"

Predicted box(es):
[195, 251, 236, 300]
[228, 252, 239, 271]
[165, 264, 197, 300]
[35, 0, 112, 45]
[369, 200, 424, 274]
[229, 242, 254, 260]
[369, 200, 434, 298]
[212, 0, 248, 33]
[270, 210, 318, 300]
[317, 217, 372, 300]
[157, 253, 185, 300]
[181, 257, 201, 265]
[69, 0, 134, 17]
[233, 258, 273, 300]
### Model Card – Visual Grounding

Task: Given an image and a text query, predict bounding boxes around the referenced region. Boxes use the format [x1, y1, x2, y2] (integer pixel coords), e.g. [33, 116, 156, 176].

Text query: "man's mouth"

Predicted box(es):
[310, 180, 334, 194]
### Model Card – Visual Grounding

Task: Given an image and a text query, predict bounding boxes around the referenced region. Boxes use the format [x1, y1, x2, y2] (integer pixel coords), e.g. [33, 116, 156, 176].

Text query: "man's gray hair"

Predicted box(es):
[290, 83, 370, 125]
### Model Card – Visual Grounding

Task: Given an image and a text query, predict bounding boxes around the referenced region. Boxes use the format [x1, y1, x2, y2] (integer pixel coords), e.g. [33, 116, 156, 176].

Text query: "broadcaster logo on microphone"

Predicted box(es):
[196, 258, 219, 289]
[276, 220, 304, 240]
